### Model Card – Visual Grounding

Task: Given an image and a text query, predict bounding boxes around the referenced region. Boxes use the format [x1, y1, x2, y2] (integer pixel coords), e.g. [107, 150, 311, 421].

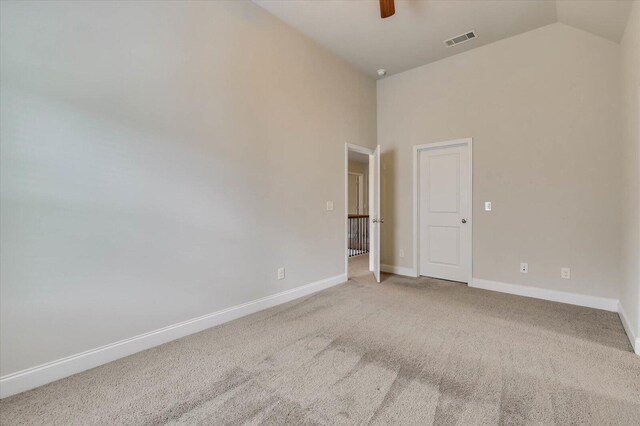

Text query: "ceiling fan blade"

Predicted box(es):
[380, 0, 395, 19]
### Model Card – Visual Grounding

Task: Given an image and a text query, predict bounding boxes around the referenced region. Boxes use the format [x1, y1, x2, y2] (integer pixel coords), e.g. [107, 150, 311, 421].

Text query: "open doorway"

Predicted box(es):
[348, 150, 369, 279]
[345, 144, 381, 282]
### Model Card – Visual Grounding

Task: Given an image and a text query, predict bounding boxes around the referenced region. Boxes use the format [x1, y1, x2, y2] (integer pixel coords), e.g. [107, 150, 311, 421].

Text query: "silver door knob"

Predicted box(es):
[372, 219, 385, 224]
[461, 219, 467, 223]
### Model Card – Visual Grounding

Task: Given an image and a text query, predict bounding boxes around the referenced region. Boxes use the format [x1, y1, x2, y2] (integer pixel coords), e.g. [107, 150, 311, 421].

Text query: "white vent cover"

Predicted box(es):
[444, 31, 477, 47]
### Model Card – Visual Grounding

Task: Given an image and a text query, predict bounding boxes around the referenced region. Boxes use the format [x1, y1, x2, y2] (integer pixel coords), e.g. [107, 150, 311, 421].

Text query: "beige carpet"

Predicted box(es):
[1, 255, 639, 425]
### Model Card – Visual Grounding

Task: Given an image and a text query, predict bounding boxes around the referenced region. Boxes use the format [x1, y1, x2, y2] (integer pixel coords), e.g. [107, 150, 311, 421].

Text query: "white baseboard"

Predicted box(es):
[0, 273, 347, 399]
[470, 278, 619, 312]
[381, 264, 417, 277]
[618, 302, 640, 355]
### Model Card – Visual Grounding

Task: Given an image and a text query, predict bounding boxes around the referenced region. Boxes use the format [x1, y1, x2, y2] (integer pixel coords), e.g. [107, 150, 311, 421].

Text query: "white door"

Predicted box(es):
[370, 145, 381, 283]
[419, 144, 470, 282]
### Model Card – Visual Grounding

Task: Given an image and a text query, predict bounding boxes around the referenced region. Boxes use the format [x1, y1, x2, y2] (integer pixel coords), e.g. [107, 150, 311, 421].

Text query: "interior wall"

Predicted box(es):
[620, 1, 640, 344]
[377, 23, 622, 299]
[348, 160, 369, 214]
[0, 0, 376, 376]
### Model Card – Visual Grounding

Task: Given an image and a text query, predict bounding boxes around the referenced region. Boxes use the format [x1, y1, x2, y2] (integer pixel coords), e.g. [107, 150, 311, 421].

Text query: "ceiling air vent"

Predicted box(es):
[444, 31, 477, 47]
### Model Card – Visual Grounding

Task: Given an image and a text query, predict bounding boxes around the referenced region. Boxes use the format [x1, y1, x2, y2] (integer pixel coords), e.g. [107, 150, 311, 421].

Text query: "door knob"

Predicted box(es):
[461, 219, 467, 223]
[372, 219, 385, 224]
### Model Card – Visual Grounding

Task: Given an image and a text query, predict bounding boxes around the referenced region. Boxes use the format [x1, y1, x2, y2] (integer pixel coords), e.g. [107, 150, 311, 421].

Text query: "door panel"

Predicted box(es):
[372, 145, 381, 283]
[419, 144, 470, 283]
[428, 226, 459, 265]
[428, 154, 459, 212]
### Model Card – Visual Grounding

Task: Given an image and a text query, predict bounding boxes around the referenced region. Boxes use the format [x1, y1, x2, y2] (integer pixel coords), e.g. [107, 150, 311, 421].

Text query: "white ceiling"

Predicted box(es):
[253, 0, 633, 78]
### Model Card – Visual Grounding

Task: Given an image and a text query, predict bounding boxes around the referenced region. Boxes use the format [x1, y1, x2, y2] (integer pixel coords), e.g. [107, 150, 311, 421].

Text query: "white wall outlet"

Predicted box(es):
[399, 249, 405, 258]
[520, 262, 528, 273]
[485, 201, 492, 211]
[277, 267, 285, 280]
[561, 267, 571, 279]
[326, 201, 334, 211]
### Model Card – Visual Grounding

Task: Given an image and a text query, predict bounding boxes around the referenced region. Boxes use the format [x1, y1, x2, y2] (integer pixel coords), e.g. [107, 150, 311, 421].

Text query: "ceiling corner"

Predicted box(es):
[555, 0, 633, 43]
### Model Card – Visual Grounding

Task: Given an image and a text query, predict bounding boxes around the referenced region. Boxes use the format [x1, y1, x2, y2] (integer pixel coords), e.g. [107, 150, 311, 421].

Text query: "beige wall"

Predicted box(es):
[348, 160, 368, 176]
[348, 160, 368, 214]
[377, 23, 622, 299]
[620, 1, 640, 341]
[0, 0, 376, 376]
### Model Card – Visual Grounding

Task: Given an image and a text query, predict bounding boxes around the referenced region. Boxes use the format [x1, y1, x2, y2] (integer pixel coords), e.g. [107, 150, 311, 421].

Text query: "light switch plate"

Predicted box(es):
[277, 267, 285, 280]
[326, 201, 334, 211]
[561, 267, 571, 279]
[485, 202, 492, 211]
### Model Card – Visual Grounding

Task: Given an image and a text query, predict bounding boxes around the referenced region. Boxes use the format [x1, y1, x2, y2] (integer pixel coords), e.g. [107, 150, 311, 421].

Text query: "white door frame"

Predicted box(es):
[413, 138, 473, 282]
[345, 143, 375, 276]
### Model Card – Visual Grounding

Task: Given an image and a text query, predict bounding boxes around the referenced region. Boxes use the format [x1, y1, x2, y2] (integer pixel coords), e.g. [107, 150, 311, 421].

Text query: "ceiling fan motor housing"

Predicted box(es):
[380, 0, 395, 19]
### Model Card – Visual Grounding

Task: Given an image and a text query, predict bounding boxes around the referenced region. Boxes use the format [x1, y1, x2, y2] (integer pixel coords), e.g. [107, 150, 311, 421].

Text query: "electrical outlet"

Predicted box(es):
[561, 267, 571, 279]
[277, 267, 285, 280]
[485, 201, 492, 211]
[520, 262, 528, 273]
[326, 201, 334, 211]
[399, 249, 405, 258]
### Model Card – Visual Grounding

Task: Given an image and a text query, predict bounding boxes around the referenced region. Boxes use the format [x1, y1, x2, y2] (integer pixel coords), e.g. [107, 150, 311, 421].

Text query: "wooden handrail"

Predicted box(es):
[348, 214, 369, 219]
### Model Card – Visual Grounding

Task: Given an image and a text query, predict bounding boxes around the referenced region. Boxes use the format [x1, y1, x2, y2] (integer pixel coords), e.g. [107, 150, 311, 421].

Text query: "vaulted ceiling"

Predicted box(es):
[253, 0, 634, 77]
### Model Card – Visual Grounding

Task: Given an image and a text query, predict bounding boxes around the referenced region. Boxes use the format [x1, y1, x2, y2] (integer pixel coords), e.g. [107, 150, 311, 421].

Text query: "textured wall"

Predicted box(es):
[378, 23, 622, 299]
[620, 1, 640, 343]
[0, 0, 376, 375]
